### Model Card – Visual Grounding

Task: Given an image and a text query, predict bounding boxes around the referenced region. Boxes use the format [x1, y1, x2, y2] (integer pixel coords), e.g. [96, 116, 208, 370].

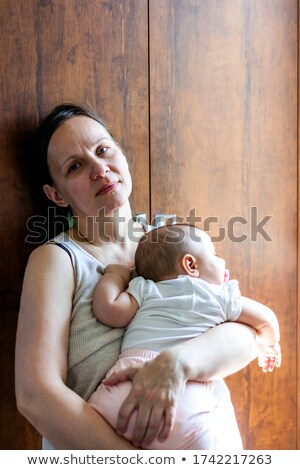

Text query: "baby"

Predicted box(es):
[88, 223, 281, 449]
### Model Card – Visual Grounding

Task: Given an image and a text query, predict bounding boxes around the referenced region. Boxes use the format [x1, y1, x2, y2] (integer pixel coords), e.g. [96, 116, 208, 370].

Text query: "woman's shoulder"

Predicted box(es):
[27, 240, 74, 275]
[22, 240, 75, 299]
[33, 231, 92, 265]
[47, 230, 105, 269]
[29, 237, 72, 260]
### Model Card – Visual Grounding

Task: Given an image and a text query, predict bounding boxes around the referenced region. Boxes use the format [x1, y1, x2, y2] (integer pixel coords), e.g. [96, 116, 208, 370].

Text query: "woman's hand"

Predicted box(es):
[103, 322, 257, 447]
[102, 349, 187, 447]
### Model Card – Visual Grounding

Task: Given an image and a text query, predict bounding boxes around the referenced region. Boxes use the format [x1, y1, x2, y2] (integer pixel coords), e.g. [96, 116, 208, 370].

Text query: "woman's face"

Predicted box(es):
[43, 116, 132, 218]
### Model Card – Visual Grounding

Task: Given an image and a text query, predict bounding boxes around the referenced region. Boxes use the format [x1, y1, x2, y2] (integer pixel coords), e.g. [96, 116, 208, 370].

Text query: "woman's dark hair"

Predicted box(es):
[29, 103, 113, 242]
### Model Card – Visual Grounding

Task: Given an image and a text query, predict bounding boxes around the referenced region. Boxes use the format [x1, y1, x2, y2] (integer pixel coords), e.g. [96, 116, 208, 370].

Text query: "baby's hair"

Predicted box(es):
[135, 223, 203, 281]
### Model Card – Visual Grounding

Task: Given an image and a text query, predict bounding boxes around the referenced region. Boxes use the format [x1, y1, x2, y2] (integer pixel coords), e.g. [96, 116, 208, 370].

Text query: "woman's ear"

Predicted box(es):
[181, 254, 200, 278]
[43, 184, 69, 208]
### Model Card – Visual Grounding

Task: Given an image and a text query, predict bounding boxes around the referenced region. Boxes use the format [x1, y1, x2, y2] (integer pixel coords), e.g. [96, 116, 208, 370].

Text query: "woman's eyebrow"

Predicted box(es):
[60, 136, 113, 167]
[88, 135, 113, 149]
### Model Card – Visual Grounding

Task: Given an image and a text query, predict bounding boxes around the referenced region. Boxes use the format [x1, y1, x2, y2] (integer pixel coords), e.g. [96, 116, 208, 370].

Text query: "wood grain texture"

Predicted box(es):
[298, 0, 300, 451]
[149, 0, 298, 449]
[0, 0, 149, 449]
[0, 0, 299, 450]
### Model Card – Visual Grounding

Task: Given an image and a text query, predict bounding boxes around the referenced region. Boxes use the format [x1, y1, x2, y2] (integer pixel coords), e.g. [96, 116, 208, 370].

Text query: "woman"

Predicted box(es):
[15, 104, 257, 449]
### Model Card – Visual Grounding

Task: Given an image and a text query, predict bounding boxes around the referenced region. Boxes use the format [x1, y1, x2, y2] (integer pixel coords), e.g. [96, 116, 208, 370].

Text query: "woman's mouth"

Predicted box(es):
[96, 181, 119, 196]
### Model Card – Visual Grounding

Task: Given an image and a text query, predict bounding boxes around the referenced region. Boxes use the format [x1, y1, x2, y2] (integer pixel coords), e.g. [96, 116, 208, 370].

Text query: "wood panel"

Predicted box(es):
[149, 0, 298, 449]
[298, 0, 300, 452]
[1, 0, 299, 451]
[0, 0, 149, 449]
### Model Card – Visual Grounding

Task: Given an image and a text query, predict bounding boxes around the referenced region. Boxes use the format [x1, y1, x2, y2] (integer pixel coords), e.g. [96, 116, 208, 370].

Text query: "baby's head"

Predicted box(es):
[135, 224, 227, 285]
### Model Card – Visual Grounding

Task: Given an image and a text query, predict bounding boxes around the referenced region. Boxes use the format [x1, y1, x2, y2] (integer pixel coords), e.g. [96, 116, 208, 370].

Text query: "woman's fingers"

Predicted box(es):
[141, 389, 176, 446]
[132, 404, 152, 446]
[130, 392, 175, 447]
[116, 381, 160, 444]
[103, 365, 140, 385]
[140, 401, 175, 447]
[157, 403, 177, 443]
[118, 372, 181, 446]
[116, 394, 138, 436]
[105, 351, 187, 446]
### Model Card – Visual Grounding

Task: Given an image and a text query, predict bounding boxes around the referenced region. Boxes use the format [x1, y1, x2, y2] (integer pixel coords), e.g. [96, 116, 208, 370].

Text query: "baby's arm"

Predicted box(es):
[238, 297, 281, 373]
[93, 264, 139, 327]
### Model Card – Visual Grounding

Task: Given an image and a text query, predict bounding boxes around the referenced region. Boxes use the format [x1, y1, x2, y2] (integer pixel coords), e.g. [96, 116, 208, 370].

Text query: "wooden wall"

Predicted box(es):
[0, 0, 149, 450]
[149, 0, 298, 450]
[0, 0, 298, 450]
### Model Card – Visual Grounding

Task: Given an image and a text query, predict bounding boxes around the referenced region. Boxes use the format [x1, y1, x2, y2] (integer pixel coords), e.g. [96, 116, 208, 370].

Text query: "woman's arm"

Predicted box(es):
[15, 245, 135, 449]
[104, 321, 257, 447]
[93, 264, 138, 327]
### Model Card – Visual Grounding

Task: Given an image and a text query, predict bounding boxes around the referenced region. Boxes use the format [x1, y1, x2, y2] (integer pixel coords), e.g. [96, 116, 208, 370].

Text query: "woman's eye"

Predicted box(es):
[96, 146, 109, 156]
[68, 162, 81, 173]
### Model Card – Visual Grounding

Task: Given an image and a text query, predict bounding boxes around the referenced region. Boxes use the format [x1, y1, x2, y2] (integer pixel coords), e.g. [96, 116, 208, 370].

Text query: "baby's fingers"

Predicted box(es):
[275, 345, 282, 368]
[258, 353, 281, 372]
[266, 357, 276, 372]
[275, 354, 282, 368]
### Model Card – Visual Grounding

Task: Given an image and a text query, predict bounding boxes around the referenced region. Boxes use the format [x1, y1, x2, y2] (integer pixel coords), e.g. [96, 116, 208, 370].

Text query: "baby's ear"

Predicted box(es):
[43, 184, 69, 208]
[181, 254, 199, 278]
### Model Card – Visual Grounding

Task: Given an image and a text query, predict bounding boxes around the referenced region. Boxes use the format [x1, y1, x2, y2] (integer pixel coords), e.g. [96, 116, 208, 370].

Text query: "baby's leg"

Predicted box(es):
[144, 380, 218, 450]
[89, 379, 135, 434]
[88, 354, 145, 442]
[148, 380, 242, 450]
[88, 353, 242, 450]
[209, 380, 243, 449]
[89, 350, 162, 443]
[89, 375, 218, 449]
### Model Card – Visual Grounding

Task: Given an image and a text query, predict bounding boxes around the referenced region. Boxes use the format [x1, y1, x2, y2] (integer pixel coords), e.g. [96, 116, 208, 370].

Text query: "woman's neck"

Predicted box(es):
[69, 203, 144, 266]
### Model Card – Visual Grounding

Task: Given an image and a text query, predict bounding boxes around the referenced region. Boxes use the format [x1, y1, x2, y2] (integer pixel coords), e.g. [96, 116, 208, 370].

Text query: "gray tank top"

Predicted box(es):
[48, 232, 124, 401]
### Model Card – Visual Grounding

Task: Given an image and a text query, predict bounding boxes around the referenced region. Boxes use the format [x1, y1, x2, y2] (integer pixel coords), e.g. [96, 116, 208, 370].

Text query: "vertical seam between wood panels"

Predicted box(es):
[296, 0, 300, 449]
[147, 0, 152, 222]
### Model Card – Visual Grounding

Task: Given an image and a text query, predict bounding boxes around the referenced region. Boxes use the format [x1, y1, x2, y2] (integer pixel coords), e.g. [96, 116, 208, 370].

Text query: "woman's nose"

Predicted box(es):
[90, 159, 110, 180]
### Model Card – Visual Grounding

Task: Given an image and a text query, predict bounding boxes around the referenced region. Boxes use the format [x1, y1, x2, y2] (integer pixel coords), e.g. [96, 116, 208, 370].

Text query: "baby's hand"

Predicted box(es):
[257, 342, 281, 373]
[104, 264, 132, 285]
